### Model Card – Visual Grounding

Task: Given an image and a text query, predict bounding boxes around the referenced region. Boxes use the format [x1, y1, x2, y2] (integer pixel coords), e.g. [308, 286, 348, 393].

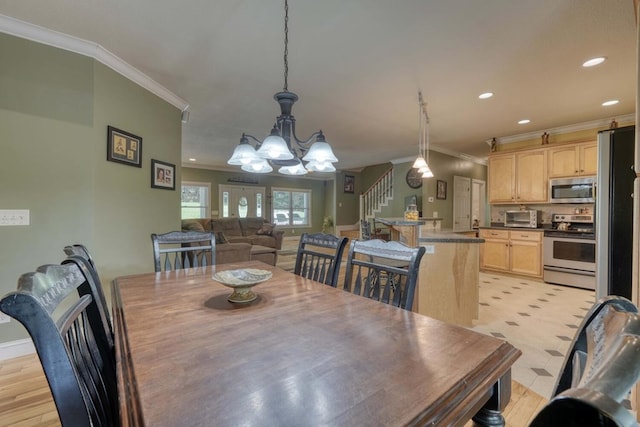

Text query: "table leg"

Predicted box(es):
[471, 370, 511, 427]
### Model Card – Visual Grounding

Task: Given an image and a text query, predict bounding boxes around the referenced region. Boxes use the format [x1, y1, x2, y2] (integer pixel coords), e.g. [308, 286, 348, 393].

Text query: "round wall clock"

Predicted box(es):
[406, 168, 423, 189]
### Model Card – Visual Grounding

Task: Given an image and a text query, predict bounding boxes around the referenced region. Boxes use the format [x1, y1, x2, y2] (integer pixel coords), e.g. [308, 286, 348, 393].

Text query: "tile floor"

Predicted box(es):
[469, 273, 594, 399]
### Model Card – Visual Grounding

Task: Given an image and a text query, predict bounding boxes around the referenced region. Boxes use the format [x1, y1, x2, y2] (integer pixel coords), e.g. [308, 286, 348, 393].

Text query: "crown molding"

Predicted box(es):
[0, 14, 189, 112]
[391, 144, 488, 166]
[495, 113, 635, 145]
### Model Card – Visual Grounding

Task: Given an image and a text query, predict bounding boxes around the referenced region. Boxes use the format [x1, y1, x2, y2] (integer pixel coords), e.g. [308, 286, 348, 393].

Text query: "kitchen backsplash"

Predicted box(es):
[490, 204, 594, 225]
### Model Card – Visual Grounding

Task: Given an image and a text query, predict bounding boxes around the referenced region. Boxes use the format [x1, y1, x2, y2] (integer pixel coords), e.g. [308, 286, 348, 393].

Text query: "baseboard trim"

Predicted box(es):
[0, 338, 35, 361]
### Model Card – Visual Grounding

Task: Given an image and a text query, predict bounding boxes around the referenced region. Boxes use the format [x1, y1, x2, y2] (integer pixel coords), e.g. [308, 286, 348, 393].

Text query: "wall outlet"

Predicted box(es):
[0, 312, 10, 324]
[0, 209, 30, 226]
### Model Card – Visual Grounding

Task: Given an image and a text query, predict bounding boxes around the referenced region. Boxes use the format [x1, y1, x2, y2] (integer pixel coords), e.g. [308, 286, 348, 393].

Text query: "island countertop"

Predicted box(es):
[376, 217, 425, 226]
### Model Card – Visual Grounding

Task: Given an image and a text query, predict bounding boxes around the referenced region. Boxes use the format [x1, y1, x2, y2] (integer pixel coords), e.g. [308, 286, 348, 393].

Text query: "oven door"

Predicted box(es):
[543, 233, 596, 289]
[543, 233, 596, 270]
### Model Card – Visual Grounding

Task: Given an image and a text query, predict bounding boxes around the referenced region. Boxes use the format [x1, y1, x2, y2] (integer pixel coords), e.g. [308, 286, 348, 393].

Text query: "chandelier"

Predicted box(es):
[412, 91, 433, 178]
[227, 0, 338, 175]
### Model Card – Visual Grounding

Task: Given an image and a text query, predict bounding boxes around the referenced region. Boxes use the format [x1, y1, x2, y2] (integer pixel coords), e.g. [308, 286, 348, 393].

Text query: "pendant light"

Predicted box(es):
[227, 0, 338, 175]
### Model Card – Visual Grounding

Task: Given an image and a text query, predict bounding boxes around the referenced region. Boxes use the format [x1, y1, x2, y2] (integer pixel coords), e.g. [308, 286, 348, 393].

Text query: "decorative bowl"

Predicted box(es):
[212, 268, 272, 303]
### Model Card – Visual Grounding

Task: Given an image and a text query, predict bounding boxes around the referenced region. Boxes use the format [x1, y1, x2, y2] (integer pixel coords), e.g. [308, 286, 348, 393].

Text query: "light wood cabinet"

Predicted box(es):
[508, 230, 542, 277]
[480, 229, 542, 278]
[548, 142, 597, 178]
[488, 149, 547, 203]
[488, 154, 516, 203]
[480, 229, 509, 271]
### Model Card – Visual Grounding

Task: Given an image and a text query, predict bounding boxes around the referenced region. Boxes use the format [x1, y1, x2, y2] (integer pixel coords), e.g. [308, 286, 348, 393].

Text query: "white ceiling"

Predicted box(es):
[0, 0, 636, 171]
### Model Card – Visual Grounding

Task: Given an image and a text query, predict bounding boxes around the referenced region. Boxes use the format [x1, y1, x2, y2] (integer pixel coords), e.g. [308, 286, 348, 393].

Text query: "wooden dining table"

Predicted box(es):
[112, 260, 521, 427]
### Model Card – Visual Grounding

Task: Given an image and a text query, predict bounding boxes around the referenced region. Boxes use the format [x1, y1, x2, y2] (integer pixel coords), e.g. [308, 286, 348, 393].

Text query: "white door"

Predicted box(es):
[219, 185, 266, 218]
[453, 176, 471, 231]
[471, 179, 486, 227]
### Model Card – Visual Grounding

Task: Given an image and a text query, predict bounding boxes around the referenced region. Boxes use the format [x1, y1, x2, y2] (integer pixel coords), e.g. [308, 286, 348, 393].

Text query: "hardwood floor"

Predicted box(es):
[0, 354, 59, 427]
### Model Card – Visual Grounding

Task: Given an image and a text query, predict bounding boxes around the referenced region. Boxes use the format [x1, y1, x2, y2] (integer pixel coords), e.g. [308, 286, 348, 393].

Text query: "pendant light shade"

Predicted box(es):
[413, 91, 433, 179]
[255, 126, 294, 160]
[241, 158, 273, 173]
[227, 135, 260, 165]
[279, 159, 308, 175]
[302, 140, 338, 163]
[413, 156, 427, 169]
[306, 160, 337, 173]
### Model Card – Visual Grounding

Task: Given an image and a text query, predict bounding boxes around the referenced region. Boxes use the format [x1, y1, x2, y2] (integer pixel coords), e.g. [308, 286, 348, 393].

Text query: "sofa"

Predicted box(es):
[181, 217, 283, 265]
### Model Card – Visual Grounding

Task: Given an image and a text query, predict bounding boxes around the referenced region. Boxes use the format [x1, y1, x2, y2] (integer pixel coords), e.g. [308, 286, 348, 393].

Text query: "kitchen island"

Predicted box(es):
[375, 217, 425, 247]
[414, 230, 484, 327]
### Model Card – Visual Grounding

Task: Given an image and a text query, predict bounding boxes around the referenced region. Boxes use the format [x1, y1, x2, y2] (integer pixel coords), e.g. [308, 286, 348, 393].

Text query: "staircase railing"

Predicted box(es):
[360, 167, 393, 219]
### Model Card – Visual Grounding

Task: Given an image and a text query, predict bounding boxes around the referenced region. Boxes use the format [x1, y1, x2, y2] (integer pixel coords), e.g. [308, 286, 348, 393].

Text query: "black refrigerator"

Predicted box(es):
[595, 125, 636, 300]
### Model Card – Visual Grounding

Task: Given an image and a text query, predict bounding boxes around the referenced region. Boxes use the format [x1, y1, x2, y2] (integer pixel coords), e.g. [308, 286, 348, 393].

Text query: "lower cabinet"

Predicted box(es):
[480, 229, 542, 278]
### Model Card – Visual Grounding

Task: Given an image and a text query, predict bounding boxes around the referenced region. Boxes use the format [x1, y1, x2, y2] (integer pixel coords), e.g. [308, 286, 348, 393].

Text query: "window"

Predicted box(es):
[181, 182, 211, 219]
[272, 188, 311, 227]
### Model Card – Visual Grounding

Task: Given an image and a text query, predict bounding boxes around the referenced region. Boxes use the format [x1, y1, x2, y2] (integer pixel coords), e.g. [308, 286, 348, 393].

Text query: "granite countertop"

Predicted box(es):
[376, 217, 425, 226]
[419, 229, 484, 244]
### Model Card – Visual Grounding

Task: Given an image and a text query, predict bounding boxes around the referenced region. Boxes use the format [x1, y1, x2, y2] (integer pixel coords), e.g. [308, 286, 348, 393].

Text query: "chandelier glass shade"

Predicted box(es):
[227, 0, 338, 175]
[413, 91, 433, 179]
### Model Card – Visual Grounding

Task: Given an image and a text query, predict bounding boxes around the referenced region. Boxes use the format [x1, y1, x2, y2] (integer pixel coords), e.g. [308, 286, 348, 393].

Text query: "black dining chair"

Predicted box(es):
[342, 239, 425, 311]
[151, 230, 216, 272]
[294, 232, 348, 287]
[0, 263, 118, 426]
[62, 244, 113, 350]
[529, 296, 640, 427]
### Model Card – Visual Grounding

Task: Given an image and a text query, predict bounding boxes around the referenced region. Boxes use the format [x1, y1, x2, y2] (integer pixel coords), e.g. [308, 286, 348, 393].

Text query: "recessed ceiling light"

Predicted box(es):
[602, 100, 619, 106]
[478, 92, 493, 99]
[518, 119, 530, 125]
[189, 158, 197, 161]
[583, 57, 606, 67]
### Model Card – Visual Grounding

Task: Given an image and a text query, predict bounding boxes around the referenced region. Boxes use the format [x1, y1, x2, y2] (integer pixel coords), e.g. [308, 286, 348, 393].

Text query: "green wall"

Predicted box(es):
[0, 34, 181, 344]
[362, 151, 487, 229]
[182, 167, 333, 236]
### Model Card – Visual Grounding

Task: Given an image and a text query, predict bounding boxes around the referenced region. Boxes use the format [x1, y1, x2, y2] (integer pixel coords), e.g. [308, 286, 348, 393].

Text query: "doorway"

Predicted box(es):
[452, 176, 486, 231]
[218, 185, 266, 218]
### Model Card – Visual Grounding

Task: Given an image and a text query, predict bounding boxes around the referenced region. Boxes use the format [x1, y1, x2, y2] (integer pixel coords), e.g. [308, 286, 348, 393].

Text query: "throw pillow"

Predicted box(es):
[215, 231, 229, 244]
[256, 223, 276, 236]
[184, 221, 205, 232]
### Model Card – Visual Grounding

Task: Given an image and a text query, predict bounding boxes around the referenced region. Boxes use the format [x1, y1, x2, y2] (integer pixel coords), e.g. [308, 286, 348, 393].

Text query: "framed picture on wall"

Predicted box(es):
[151, 159, 175, 190]
[344, 175, 355, 193]
[436, 180, 447, 200]
[107, 126, 142, 167]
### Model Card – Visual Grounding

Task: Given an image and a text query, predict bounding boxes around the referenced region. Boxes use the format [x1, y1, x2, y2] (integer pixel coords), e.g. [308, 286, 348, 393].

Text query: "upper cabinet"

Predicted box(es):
[488, 149, 547, 203]
[488, 153, 516, 203]
[548, 142, 597, 178]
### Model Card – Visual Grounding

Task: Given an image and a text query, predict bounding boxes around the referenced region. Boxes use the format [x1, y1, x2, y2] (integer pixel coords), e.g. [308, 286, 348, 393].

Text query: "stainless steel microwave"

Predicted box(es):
[504, 210, 541, 228]
[549, 176, 596, 203]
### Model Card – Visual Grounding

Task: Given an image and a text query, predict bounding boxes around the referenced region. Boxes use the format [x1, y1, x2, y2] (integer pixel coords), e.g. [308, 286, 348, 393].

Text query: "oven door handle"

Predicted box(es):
[543, 265, 596, 276]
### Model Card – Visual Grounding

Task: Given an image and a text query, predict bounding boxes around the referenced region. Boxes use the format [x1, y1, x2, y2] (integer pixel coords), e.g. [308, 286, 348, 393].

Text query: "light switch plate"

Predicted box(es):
[0, 209, 30, 226]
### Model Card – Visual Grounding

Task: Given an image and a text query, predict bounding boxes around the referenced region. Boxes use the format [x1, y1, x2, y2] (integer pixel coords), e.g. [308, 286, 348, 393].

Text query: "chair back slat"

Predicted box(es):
[151, 231, 216, 272]
[0, 263, 117, 426]
[530, 296, 640, 427]
[343, 239, 425, 311]
[294, 233, 348, 287]
[61, 249, 114, 353]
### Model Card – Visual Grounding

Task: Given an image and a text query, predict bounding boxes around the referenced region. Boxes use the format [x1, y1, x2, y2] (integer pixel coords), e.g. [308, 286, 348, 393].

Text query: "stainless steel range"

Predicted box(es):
[543, 213, 595, 290]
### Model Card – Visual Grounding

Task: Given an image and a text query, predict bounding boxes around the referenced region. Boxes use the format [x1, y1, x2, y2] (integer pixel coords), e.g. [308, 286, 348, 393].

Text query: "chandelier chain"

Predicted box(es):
[283, 0, 289, 92]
